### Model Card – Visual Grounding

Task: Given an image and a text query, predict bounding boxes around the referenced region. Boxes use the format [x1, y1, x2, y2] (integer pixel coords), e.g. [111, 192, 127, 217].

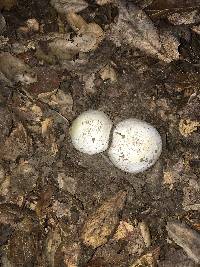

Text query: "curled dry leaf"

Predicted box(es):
[66, 13, 105, 52]
[81, 191, 127, 249]
[48, 36, 80, 60]
[109, 1, 176, 62]
[0, 52, 37, 84]
[51, 0, 88, 14]
[73, 23, 104, 52]
[167, 221, 200, 263]
[99, 64, 117, 82]
[66, 12, 87, 32]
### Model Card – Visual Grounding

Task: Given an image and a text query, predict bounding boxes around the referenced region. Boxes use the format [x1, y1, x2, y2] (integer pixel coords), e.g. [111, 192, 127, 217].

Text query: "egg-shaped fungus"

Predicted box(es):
[70, 110, 113, 155]
[108, 118, 162, 173]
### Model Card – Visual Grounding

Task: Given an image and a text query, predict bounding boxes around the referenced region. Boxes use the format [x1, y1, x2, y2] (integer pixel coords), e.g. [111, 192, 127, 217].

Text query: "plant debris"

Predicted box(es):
[0, 0, 200, 266]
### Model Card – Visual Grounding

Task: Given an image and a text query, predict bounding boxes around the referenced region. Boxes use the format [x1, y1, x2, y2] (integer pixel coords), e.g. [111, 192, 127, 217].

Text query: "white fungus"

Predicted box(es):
[108, 119, 162, 173]
[70, 110, 112, 155]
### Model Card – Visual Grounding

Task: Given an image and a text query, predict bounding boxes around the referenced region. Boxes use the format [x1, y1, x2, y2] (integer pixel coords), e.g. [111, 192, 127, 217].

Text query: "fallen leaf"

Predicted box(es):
[81, 191, 127, 248]
[113, 221, 134, 241]
[109, 1, 172, 62]
[0, 52, 37, 84]
[167, 221, 200, 264]
[99, 64, 117, 82]
[50, 0, 88, 13]
[179, 119, 200, 137]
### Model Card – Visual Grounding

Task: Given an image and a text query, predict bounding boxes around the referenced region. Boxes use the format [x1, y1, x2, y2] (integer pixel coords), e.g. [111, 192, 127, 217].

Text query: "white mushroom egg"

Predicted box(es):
[70, 110, 113, 155]
[108, 119, 162, 173]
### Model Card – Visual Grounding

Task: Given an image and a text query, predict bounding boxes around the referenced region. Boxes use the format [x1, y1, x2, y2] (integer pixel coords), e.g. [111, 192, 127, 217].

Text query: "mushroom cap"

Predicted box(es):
[70, 110, 113, 155]
[108, 118, 162, 173]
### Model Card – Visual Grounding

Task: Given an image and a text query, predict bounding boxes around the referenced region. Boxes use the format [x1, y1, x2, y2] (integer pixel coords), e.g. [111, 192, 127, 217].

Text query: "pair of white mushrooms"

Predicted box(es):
[70, 110, 162, 173]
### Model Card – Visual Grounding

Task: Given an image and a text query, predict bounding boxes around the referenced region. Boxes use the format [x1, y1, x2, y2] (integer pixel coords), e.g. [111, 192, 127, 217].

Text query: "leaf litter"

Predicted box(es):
[0, 0, 200, 266]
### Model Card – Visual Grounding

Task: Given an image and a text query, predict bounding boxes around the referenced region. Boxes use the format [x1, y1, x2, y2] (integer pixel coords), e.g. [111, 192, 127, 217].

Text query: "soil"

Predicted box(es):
[0, 0, 200, 266]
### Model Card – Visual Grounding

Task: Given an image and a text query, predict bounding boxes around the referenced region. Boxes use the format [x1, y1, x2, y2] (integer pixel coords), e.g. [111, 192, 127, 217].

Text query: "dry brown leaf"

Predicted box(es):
[96, 0, 113, 5]
[129, 248, 159, 267]
[74, 23, 104, 52]
[66, 12, 87, 32]
[55, 241, 81, 267]
[49, 36, 80, 60]
[0, 52, 37, 84]
[159, 30, 179, 61]
[167, 221, 200, 264]
[81, 191, 127, 249]
[113, 221, 134, 240]
[51, 0, 88, 14]
[139, 221, 151, 247]
[38, 89, 73, 118]
[45, 226, 62, 267]
[110, 1, 175, 62]
[179, 119, 200, 137]
[99, 64, 117, 82]
[167, 10, 200, 25]
[1, 123, 31, 161]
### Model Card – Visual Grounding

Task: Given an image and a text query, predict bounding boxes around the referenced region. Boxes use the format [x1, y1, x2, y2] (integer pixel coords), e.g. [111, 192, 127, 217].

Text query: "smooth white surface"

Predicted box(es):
[108, 119, 162, 173]
[70, 110, 112, 155]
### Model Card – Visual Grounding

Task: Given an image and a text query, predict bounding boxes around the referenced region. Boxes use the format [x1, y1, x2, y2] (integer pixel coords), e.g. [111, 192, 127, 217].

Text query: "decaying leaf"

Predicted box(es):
[96, 0, 113, 6]
[73, 23, 104, 52]
[99, 64, 117, 82]
[179, 119, 200, 137]
[7, 230, 39, 267]
[167, 221, 200, 263]
[182, 179, 200, 211]
[1, 123, 32, 161]
[0, 106, 12, 142]
[167, 10, 200, 25]
[0, 52, 37, 84]
[113, 220, 134, 240]
[54, 241, 81, 267]
[159, 30, 179, 61]
[158, 247, 198, 267]
[45, 226, 62, 267]
[48, 36, 80, 60]
[81, 191, 127, 248]
[66, 12, 87, 32]
[51, 0, 88, 14]
[38, 89, 73, 118]
[139, 221, 151, 247]
[109, 1, 177, 62]
[129, 253, 157, 267]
